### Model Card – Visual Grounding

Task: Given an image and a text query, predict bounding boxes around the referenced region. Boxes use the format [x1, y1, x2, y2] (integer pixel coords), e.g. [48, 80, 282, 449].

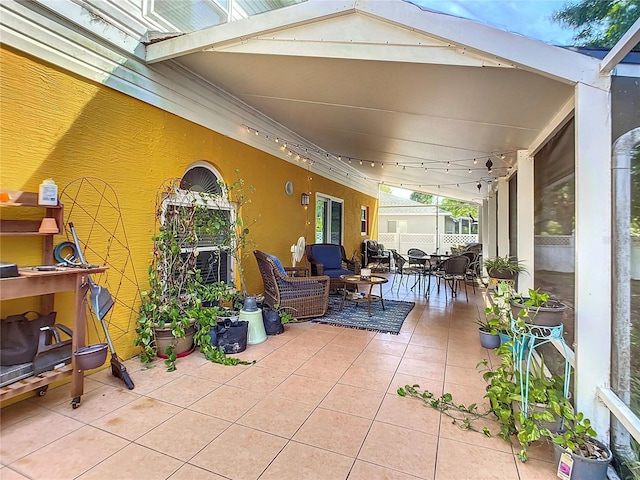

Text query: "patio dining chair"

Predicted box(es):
[460, 251, 480, 294]
[390, 250, 420, 291]
[440, 255, 470, 301]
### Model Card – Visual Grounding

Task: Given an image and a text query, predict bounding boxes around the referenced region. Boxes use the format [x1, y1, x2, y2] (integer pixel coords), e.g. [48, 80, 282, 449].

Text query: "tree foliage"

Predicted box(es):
[552, 0, 640, 48]
[441, 198, 479, 219]
[410, 192, 434, 204]
[409, 192, 478, 219]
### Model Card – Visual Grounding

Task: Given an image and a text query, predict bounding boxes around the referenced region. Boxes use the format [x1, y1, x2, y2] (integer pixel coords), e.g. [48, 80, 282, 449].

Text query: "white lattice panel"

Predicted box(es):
[535, 235, 572, 246]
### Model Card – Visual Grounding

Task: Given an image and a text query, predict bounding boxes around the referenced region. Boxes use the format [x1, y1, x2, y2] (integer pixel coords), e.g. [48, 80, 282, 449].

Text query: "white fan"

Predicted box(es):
[291, 236, 306, 267]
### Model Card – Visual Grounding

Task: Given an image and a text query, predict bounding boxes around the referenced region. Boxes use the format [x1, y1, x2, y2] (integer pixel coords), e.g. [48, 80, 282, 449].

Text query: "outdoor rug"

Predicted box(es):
[311, 295, 415, 334]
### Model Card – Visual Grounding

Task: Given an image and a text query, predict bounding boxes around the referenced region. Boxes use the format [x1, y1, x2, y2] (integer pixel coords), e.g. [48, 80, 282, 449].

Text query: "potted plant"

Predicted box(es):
[199, 281, 228, 307]
[135, 178, 256, 370]
[510, 287, 567, 327]
[483, 280, 516, 346]
[542, 410, 613, 480]
[483, 255, 527, 280]
[511, 357, 569, 451]
[474, 316, 501, 349]
[135, 179, 203, 371]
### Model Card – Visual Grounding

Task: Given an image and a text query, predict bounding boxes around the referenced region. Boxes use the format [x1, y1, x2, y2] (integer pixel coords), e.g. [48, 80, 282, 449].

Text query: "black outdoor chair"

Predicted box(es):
[390, 250, 420, 291]
[440, 255, 470, 301]
[460, 251, 480, 294]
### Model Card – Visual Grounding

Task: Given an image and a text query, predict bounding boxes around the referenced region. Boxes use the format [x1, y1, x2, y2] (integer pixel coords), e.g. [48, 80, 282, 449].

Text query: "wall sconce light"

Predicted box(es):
[301, 192, 310, 206]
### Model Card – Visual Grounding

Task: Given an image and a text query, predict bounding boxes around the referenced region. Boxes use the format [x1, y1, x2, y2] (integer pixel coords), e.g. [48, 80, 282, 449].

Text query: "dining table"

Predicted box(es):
[407, 253, 449, 298]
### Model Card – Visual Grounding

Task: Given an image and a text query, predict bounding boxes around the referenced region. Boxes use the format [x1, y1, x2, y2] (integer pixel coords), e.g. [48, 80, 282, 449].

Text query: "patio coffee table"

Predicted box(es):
[339, 274, 388, 317]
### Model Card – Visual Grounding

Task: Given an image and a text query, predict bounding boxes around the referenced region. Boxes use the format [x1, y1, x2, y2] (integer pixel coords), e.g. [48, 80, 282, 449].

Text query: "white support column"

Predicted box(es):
[574, 81, 611, 438]
[487, 189, 497, 261]
[481, 199, 490, 269]
[497, 178, 510, 258]
[516, 150, 534, 293]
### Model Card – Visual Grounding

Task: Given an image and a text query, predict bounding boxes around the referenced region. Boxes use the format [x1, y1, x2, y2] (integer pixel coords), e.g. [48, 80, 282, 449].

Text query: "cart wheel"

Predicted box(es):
[71, 397, 81, 409]
[36, 386, 48, 397]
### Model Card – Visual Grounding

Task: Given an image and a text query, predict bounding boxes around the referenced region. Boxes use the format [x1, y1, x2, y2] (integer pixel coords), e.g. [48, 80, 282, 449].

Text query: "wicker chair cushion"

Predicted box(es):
[323, 268, 356, 278]
[267, 253, 286, 274]
[310, 245, 342, 269]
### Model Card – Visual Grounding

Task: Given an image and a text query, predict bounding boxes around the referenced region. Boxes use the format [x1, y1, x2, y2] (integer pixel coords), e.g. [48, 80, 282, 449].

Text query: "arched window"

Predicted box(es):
[178, 162, 233, 286]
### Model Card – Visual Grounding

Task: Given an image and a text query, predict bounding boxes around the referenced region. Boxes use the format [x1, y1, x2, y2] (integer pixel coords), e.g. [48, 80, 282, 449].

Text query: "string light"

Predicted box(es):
[240, 123, 512, 188]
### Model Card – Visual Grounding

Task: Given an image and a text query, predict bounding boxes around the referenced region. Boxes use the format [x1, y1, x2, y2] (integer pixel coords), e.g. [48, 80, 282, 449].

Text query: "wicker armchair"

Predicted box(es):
[254, 250, 330, 319]
[305, 243, 360, 290]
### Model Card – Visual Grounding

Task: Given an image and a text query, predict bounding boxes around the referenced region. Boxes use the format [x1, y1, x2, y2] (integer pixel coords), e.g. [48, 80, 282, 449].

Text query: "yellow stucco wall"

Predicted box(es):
[0, 46, 378, 367]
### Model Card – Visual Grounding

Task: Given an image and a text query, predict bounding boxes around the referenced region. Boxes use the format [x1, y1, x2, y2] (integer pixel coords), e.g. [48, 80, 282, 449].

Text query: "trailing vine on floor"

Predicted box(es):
[397, 384, 493, 436]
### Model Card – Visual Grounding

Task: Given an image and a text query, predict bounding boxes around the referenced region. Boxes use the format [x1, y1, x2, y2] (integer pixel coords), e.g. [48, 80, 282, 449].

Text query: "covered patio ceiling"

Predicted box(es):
[145, 0, 603, 202]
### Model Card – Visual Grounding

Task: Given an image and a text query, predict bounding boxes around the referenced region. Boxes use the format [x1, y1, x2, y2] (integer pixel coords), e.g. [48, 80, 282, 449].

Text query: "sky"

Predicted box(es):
[411, 0, 577, 46]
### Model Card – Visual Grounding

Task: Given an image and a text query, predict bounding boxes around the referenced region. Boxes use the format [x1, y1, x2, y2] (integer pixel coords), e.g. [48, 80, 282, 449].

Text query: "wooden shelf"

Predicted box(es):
[0, 192, 92, 407]
[0, 365, 72, 400]
[0, 190, 64, 239]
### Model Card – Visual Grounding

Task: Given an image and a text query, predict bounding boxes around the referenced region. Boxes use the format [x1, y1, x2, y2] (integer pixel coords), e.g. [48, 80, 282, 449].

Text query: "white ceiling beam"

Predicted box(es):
[356, 0, 606, 89]
[146, 0, 357, 63]
[601, 17, 640, 74]
[528, 95, 575, 156]
[29, 0, 143, 57]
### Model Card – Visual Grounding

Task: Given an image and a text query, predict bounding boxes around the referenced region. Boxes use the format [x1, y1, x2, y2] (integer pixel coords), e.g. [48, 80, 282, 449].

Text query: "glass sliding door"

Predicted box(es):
[315, 194, 343, 244]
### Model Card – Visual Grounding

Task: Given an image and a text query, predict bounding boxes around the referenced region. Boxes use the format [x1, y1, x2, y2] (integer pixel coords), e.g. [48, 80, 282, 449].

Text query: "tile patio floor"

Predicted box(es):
[0, 274, 559, 479]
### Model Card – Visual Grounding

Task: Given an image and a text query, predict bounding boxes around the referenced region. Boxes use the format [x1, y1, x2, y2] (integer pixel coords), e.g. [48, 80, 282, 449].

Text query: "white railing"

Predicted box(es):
[377, 233, 478, 255]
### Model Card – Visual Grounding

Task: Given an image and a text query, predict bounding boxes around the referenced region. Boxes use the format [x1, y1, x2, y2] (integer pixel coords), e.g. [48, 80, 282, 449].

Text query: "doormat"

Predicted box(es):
[311, 295, 415, 334]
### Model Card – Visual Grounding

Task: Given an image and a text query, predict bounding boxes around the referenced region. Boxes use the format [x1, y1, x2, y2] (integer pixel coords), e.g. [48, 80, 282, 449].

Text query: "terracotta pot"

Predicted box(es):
[154, 319, 196, 356]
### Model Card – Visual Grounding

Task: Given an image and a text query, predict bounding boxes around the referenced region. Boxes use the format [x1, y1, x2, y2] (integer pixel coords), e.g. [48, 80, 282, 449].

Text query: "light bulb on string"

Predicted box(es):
[359, 159, 363, 165]
[275, 137, 279, 143]
[371, 161, 375, 167]
[473, 158, 478, 165]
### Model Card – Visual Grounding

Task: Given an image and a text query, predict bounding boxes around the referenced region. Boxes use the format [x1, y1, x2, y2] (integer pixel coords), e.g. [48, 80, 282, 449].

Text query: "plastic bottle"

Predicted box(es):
[38, 178, 58, 206]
